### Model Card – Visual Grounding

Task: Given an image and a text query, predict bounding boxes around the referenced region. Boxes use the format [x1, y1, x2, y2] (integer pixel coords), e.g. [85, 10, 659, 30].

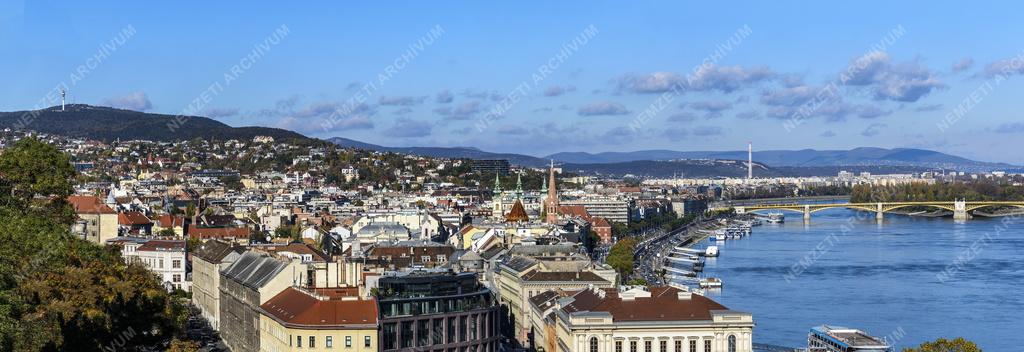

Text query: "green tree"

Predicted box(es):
[0, 137, 77, 224]
[607, 238, 637, 280]
[902, 337, 981, 352]
[0, 138, 188, 351]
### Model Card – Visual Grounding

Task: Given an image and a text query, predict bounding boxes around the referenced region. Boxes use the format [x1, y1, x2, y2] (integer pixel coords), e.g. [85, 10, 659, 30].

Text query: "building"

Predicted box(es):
[561, 198, 630, 224]
[191, 240, 243, 330]
[529, 286, 755, 352]
[113, 238, 190, 292]
[471, 159, 511, 175]
[118, 211, 153, 235]
[219, 251, 303, 352]
[496, 254, 616, 344]
[376, 270, 501, 352]
[258, 287, 379, 352]
[69, 195, 118, 244]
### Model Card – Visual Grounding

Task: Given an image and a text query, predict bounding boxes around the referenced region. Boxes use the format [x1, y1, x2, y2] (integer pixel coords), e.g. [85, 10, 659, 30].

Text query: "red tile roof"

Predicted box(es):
[260, 287, 378, 328]
[562, 287, 728, 322]
[557, 205, 591, 219]
[157, 214, 186, 228]
[118, 211, 152, 226]
[68, 195, 115, 214]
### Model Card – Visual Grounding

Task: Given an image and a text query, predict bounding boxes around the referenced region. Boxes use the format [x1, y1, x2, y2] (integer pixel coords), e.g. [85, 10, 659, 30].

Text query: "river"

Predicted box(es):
[692, 208, 1024, 351]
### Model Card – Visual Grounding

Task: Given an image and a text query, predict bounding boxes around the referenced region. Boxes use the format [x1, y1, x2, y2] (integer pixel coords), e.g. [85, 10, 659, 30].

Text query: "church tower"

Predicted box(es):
[544, 160, 558, 223]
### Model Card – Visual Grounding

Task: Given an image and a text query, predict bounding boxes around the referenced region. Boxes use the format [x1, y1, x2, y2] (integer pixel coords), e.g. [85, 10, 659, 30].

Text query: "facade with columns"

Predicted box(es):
[528, 286, 754, 352]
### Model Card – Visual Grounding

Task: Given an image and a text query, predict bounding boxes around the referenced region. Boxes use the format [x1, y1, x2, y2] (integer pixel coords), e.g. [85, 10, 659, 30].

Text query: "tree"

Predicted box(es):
[607, 238, 637, 280]
[0, 137, 77, 224]
[0, 138, 188, 351]
[903, 337, 981, 352]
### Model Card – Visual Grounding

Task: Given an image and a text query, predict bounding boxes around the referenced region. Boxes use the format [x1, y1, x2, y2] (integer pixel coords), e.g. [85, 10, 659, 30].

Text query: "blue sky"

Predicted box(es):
[4, 1, 1024, 163]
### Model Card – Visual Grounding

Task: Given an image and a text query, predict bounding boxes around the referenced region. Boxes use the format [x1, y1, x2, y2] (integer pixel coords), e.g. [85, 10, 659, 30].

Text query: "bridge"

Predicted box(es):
[734, 199, 1024, 221]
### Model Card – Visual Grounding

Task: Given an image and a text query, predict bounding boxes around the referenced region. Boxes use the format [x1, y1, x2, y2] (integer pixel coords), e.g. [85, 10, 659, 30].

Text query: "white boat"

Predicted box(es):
[704, 246, 719, 257]
[712, 233, 727, 242]
[807, 325, 893, 352]
[766, 212, 785, 224]
[699, 277, 722, 288]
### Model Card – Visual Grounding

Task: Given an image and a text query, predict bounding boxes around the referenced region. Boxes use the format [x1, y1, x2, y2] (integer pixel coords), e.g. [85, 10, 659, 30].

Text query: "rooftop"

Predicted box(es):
[260, 287, 378, 328]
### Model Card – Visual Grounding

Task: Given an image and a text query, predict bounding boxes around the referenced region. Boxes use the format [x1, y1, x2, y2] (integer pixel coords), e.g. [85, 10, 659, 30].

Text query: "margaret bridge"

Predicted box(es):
[734, 199, 1024, 221]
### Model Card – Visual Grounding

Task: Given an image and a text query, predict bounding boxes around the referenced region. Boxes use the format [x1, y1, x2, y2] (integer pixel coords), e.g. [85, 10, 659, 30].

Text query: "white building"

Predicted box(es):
[529, 286, 754, 352]
[113, 238, 190, 292]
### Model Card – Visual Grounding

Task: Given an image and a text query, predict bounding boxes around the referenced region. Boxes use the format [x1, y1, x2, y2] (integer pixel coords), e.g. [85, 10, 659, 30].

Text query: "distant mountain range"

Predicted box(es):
[330, 137, 1016, 172]
[328, 137, 550, 166]
[0, 104, 311, 142]
[1, 105, 1012, 176]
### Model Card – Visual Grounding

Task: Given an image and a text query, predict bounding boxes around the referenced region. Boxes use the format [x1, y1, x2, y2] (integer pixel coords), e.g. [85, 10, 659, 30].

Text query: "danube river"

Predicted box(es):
[695, 208, 1024, 351]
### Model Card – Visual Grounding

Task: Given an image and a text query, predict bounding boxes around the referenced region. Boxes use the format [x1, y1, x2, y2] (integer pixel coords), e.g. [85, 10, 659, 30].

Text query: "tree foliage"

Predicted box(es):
[902, 337, 981, 352]
[607, 238, 637, 280]
[0, 137, 187, 351]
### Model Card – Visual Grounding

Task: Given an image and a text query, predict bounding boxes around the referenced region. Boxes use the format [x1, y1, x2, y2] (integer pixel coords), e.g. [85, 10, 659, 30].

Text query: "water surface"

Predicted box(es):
[693, 209, 1024, 350]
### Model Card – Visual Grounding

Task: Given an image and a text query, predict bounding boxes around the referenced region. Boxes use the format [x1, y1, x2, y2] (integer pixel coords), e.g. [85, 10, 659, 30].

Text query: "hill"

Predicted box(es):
[328, 137, 1014, 172]
[328, 137, 550, 167]
[546, 147, 1013, 172]
[0, 104, 311, 142]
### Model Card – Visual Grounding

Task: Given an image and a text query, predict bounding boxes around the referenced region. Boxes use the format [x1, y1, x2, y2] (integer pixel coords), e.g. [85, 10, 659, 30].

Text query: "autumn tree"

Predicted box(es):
[903, 337, 981, 352]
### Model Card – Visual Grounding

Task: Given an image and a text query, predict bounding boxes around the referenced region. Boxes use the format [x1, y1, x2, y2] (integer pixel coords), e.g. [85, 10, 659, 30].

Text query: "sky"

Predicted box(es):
[3, 1, 1024, 163]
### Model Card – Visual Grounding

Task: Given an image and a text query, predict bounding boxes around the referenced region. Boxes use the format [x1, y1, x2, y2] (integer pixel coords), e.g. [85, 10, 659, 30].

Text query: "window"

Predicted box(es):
[326, 336, 333, 348]
[418, 320, 430, 346]
[346, 336, 352, 347]
[630, 340, 637, 352]
[172, 274, 181, 282]
[422, 255, 431, 263]
[689, 341, 696, 352]
[382, 323, 396, 350]
[704, 340, 711, 352]
[660, 340, 667, 352]
[365, 336, 372, 348]
[645, 340, 652, 352]
[289, 335, 293, 347]
[309, 336, 315, 348]
[158, 259, 164, 268]
[172, 259, 181, 269]
[401, 321, 414, 348]
[591, 337, 599, 352]
[616, 341, 622, 352]
[297, 335, 302, 348]
[437, 254, 447, 263]
[675, 340, 681, 352]
[447, 317, 456, 342]
[728, 336, 736, 352]
[433, 318, 444, 344]
[459, 316, 467, 342]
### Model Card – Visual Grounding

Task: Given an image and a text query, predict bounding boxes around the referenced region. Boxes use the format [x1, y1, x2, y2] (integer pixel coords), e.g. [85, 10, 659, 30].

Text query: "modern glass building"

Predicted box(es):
[377, 270, 500, 352]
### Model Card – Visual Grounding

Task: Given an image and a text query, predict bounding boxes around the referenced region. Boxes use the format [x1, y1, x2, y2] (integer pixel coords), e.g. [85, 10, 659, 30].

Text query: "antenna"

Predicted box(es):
[747, 142, 753, 180]
[61, 90, 66, 111]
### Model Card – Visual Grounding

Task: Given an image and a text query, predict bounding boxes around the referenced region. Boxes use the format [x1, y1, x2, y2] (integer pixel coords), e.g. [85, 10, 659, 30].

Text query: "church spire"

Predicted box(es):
[545, 159, 559, 223]
[515, 172, 523, 197]
[492, 173, 502, 195]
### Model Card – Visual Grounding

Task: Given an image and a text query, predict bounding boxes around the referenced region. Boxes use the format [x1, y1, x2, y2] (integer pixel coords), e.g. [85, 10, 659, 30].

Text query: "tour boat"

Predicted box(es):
[696, 278, 720, 288]
[807, 325, 893, 352]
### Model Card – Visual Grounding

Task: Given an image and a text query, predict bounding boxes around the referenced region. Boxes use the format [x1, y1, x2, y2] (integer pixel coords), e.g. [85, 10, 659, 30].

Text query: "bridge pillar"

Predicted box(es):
[954, 199, 969, 221]
[803, 205, 811, 221]
[876, 203, 884, 220]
